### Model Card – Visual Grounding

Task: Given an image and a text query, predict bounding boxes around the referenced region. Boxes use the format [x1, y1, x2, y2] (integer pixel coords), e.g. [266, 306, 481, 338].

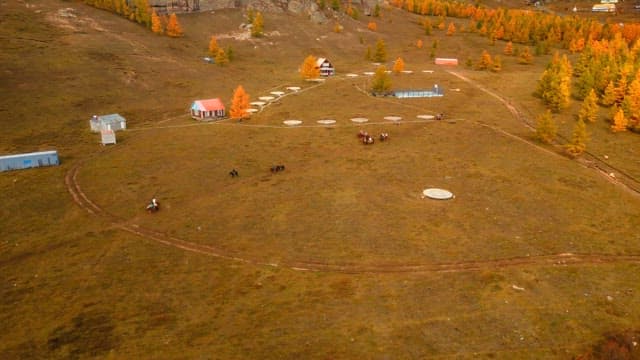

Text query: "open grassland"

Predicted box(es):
[2, 0, 640, 358]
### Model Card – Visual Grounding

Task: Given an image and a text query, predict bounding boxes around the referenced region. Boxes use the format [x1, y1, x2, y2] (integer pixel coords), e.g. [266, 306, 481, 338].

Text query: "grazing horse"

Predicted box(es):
[379, 132, 389, 141]
[271, 165, 285, 173]
[435, 113, 445, 120]
[363, 135, 375, 144]
[229, 169, 239, 177]
[146, 198, 160, 213]
[358, 130, 368, 138]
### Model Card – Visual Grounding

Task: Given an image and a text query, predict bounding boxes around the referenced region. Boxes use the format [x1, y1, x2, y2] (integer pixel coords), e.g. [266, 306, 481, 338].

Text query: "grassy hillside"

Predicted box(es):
[1, 0, 640, 358]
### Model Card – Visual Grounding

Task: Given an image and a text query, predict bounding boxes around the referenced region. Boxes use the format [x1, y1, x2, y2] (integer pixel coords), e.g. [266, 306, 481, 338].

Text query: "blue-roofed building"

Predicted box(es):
[90, 114, 127, 132]
[0, 150, 59, 172]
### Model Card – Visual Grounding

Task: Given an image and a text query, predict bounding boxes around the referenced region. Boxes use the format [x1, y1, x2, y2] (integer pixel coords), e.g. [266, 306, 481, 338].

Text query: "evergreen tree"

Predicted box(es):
[300, 55, 320, 79]
[566, 119, 589, 156]
[392, 57, 405, 73]
[535, 109, 557, 144]
[611, 106, 628, 132]
[371, 66, 392, 94]
[166, 13, 183, 37]
[230, 85, 250, 120]
[578, 89, 599, 123]
[251, 12, 264, 37]
[374, 39, 387, 63]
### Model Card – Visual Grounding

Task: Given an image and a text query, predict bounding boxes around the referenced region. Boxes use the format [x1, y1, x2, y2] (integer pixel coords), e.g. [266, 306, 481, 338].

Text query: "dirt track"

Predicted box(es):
[65, 72, 640, 274]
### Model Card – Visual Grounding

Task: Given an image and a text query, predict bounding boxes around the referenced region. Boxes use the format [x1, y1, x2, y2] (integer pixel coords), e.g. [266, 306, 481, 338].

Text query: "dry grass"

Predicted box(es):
[1, 0, 640, 358]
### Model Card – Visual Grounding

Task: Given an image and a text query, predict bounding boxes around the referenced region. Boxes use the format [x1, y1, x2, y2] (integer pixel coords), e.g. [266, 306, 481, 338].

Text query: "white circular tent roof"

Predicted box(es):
[423, 188, 454, 200]
[350, 117, 369, 123]
[317, 119, 336, 125]
[417, 114, 434, 120]
[283, 120, 302, 126]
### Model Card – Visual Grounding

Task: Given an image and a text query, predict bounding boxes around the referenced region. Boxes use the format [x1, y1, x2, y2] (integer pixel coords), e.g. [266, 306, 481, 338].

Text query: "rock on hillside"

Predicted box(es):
[198, 0, 380, 24]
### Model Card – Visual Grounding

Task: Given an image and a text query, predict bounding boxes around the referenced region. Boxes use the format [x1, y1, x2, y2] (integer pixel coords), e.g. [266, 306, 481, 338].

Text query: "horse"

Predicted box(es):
[358, 130, 369, 138]
[229, 169, 239, 177]
[363, 135, 375, 144]
[435, 113, 445, 120]
[271, 165, 285, 173]
[379, 132, 389, 141]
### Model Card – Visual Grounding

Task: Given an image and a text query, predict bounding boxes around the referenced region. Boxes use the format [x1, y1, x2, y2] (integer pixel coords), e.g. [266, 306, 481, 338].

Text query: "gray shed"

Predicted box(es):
[0, 150, 59, 172]
[90, 114, 127, 132]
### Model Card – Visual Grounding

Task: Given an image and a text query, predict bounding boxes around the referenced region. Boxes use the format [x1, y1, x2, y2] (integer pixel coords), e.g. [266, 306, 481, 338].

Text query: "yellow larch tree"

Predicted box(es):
[300, 55, 320, 79]
[230, 85, 250, 120]
[476, 50, 492, 70]
[535, 109, 557, 144]
[503, 41, 513, 56]
[579, 89, 599, 123]
[166, 13, 183, 37]
[446, 22, 456, 36]
[393, 57, 405, 73]
[566, 119, 589, 156]
[611, 106, 628, 132]
[208, 36, 219, 56]
[151, 10, 163, 34]
[368, 21, 377, 31]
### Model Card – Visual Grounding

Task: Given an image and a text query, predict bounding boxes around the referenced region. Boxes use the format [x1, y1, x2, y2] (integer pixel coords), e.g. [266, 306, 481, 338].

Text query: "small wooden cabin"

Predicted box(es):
[316, 58, 335, 77]
[191, 98, 226, 120]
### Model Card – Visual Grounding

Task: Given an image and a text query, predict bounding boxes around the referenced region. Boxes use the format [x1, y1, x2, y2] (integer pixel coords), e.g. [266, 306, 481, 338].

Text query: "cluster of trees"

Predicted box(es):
[151, 12, 182, 37]
[536, 53, 573, 112]
[574, 35, 640, 131]
[208, 36, 234, 66]
[247, 10, 264, 37]
[82, 0, 182, 36]
[393, 0, 640, 49]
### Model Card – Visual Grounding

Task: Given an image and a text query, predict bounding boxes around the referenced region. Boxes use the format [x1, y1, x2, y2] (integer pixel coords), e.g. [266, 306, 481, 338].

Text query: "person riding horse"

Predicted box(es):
[146, 198, 160, 213]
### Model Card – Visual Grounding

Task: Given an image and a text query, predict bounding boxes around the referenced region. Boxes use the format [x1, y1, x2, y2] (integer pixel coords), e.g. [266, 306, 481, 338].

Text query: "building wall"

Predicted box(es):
[0, 151, 59, 172]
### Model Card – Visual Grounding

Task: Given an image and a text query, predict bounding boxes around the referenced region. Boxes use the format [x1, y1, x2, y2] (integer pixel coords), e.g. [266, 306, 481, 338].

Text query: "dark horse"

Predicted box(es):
[379, 132, 389, 141]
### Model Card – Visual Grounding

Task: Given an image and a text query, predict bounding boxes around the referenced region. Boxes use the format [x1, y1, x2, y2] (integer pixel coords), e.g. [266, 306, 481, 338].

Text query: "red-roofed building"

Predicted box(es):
[191, 98, 226, 120]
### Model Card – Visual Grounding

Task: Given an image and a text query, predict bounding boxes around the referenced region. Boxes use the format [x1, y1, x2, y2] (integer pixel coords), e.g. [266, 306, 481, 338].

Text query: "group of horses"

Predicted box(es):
[358, 130, 389, 145]
[270, 165, 286, 173]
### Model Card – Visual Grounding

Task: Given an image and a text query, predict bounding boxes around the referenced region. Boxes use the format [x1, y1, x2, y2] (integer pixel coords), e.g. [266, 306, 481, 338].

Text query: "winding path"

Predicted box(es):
[65, 71, 640, 274]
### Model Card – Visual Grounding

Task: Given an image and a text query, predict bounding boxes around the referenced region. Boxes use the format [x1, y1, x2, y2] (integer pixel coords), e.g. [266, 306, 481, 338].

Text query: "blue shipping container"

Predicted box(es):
[0, 150, 59, 172]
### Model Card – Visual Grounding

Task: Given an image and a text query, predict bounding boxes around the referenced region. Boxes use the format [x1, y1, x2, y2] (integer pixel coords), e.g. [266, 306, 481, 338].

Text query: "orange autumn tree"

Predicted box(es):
[393, 57, 405, 73]
[300, 55, 320, 79]
[208, 36, 219, 56]
[230, 85, 250, 120]
[611, 106, 628, 132]
[166, 13, 183, 37]
[476, 50, 492, 70]
[151, 10, 163, 34]
[416, 39, 423, 48]
[446, 22, 456, 36]
[503, 41, 513, 56]
[368, 21, 377, 31]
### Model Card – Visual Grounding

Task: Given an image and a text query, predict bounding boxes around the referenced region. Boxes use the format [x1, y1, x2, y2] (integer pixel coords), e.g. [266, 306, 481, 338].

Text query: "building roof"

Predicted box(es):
[316, 58, 330, 66]
[93, 114, 126, 124]
[192, 98, 225, 111]
[0, 150, 58, 160]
